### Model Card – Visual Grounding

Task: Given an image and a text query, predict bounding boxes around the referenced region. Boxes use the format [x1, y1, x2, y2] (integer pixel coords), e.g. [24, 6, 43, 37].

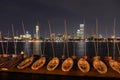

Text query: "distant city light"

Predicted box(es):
[77, 29, 80, 32]
[80, 24, 84, 27]
[26, 31, 29, 34]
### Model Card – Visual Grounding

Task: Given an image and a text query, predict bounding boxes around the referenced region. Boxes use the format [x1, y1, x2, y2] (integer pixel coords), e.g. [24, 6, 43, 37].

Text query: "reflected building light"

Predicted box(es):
[76, 42, 84, 57]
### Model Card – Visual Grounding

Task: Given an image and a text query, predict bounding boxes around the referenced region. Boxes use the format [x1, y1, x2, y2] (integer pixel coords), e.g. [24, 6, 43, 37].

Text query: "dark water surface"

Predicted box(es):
[0, 41, 119, 58]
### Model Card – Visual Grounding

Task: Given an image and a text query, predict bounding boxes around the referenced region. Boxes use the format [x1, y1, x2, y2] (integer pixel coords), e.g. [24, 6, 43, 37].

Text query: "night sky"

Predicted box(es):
[0, 0, 120, 37]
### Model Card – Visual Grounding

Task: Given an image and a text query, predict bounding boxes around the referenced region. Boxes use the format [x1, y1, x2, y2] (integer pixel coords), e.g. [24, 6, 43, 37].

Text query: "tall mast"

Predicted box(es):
[64, 19, 67, 40]
[37, 21, 42, 57]
[83, 18, 86, 56]
[113, 18, 116, 59]
[94, 18, 98, 56]
[6, 30, 9, 54]
[48, 20, 55, 57]
[0, 32, 5, 54]
[12, 24, 17, 54]
[64, 19, 69, 57]
[96, 18, 98, 56]
[105, 26, 110, 57]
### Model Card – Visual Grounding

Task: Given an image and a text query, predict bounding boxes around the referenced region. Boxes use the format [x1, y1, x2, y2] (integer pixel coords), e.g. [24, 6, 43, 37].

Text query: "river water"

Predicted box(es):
[0, 41, 119, 59]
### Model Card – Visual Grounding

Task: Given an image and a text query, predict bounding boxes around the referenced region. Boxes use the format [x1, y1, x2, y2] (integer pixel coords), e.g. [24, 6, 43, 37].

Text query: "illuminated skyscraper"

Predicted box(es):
[35, 25, 40, 39]
[79, 24, 84, 39]
[76, 24, 84, 39]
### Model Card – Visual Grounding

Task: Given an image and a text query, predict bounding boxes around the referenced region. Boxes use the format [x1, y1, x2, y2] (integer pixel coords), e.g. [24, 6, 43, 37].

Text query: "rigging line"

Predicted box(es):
[93, 18, 97, 56]
[48, 20, 55, 57]
[64, 19, 69, 57]
[73, 41, 75, 56]
[40, 41, 42, 57]
[12, 24, 17, 54]
[116, 43, 120, 55]
[96, 18, 98, 56]
[114, 19, 120, 56]
[42, 33, 46, 56]
[105, 27, 110, 57]
[93, 39, 97, 56]
[1, 32, 5, 54]
[6, 30, 9, 54]
[113, 18, 116, 60]
[36, 22, 42, 57]
[83, 18, 86, 56]
[62, 39, 65, 58]
[22, 21, 26, 55]
[42, 40, 45, 56]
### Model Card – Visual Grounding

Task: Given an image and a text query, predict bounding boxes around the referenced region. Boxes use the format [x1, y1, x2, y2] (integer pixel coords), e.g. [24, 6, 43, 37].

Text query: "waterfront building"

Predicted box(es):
[76, 29, 80, 39]
[50, 32, 56, 40]
[56, 34, 64, 41]
[99, 34, 103, 38]
[34, 25, 40, 40]
[62, 33, 68, 40]
[20, 31, 32, 40]
[111, 35, 115, 39]
[72, 24, 85, 40]
[79, 24, 84, 39]
[14, 36, 20, 40]
[3, 37, 12, 40]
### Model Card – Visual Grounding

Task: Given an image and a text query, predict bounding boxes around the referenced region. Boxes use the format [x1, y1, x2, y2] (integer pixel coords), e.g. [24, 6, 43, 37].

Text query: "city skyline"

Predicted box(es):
[0, 0, 120, 37]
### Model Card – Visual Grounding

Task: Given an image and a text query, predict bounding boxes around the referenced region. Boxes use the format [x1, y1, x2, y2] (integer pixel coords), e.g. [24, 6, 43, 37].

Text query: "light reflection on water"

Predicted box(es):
[0, 41, 120, 58]
[76, 42, 85, 57]
[33, 42, 41, 56]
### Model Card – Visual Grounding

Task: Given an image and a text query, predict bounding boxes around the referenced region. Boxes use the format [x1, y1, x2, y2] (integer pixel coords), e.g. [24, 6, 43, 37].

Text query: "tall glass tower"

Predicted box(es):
[35, 25, 40, 39]
[79, 24, 84, 39]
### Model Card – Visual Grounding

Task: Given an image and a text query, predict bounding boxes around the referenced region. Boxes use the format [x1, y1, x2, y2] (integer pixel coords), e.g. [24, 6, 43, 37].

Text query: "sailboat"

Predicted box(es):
[77, 23, 90, 73]
[17, 22, 34, 70]
[17, 56, 34, 69]
[47, 20, 59, 71]
[31, 33, 46, 70]
[61, 20, 74, 72]
[92, 18, 107, 74]
[108, 18, 120, 74]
